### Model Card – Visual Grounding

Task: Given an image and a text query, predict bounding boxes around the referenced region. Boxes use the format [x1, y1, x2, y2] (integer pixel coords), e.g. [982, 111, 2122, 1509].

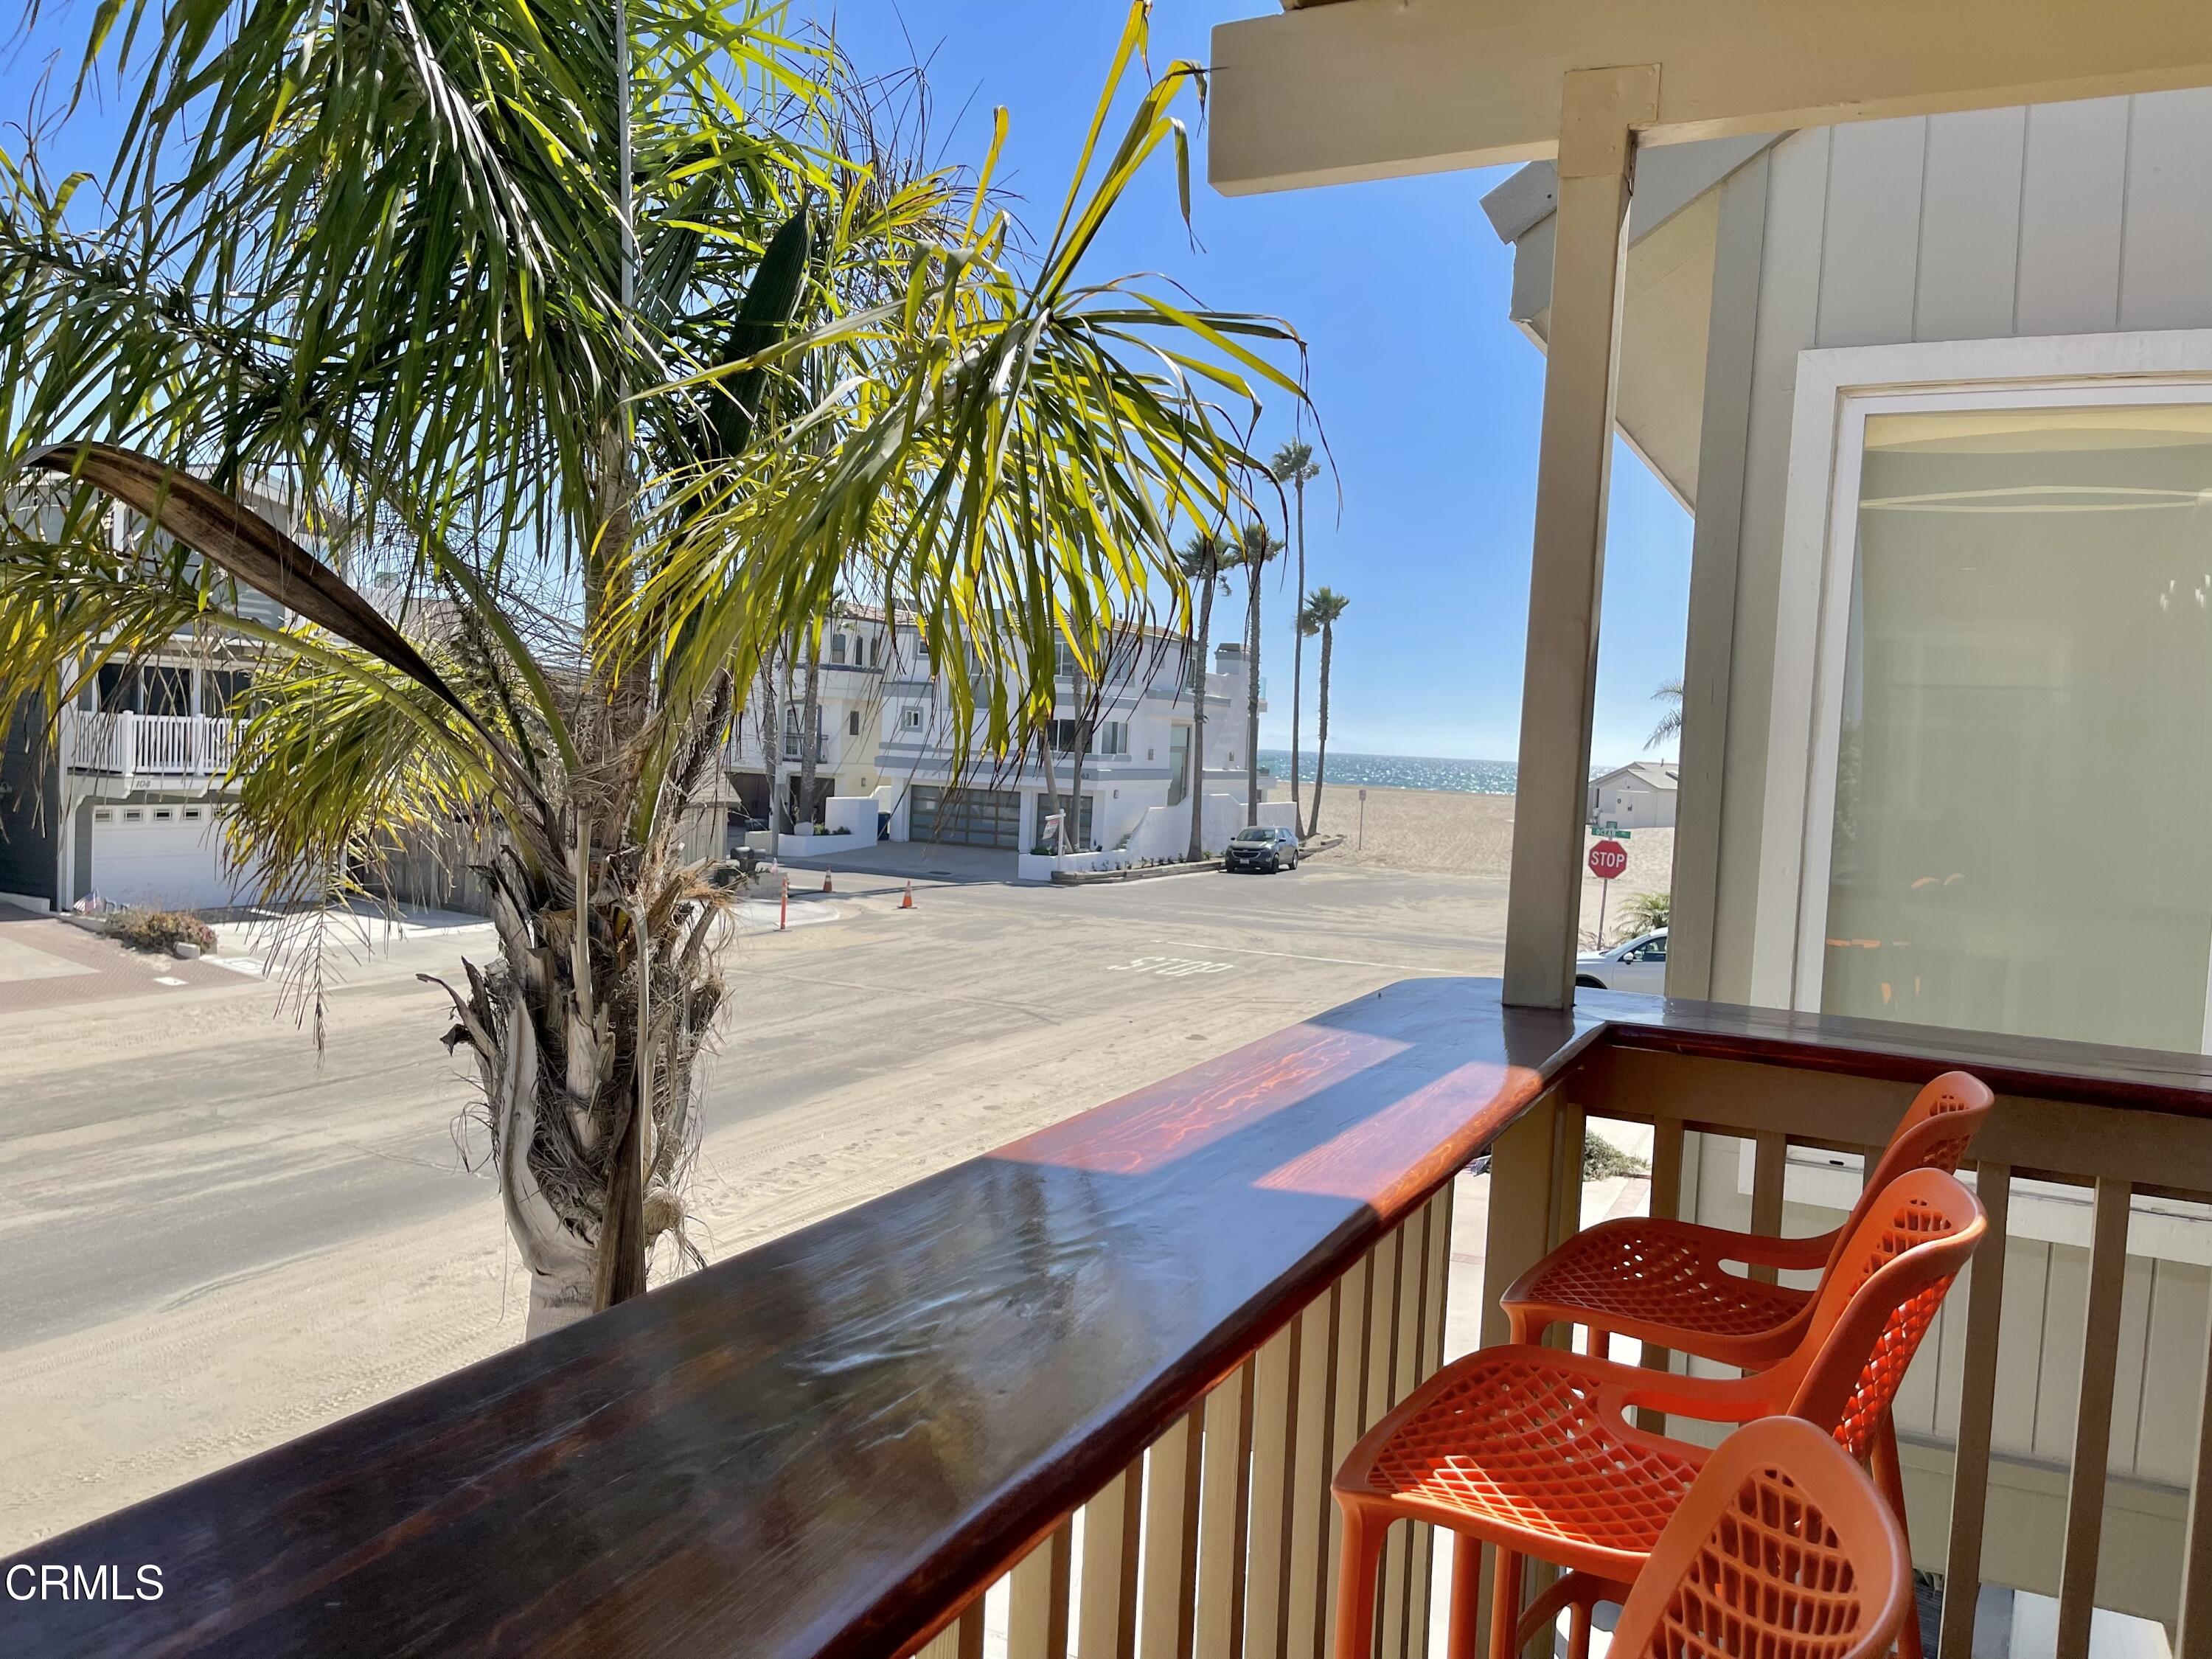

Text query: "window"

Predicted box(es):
[142, 666, 191, 717]
[901, 707, 924, 732]
[847, 711, 860, 737]
[1762, 347, 2212, 1053]
[1046, 717, 1089, 754]
[1168, 725, 1190, 807]
[1094, 720, 1127, 757]
[830, 633, 847, 666]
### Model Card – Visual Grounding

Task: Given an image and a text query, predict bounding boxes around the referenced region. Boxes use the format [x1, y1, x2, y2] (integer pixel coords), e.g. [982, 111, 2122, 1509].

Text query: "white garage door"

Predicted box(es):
[90, 804, 260, 910]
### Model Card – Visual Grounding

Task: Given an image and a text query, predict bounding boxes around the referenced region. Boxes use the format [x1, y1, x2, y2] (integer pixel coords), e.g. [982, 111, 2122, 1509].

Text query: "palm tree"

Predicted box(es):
[1177, 529, 1234, 860]
[1234, 521, 1285, 828]
[1269, 439, 1320, 837]
[1298, 587, 1349, 832]
[1647, 678, 1685, 750]
[0, 1, 1305, 1332]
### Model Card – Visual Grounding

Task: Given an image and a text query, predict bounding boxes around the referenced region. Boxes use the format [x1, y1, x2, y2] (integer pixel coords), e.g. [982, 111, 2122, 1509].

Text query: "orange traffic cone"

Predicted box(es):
[900, 880, 914, 911]
[821, 869, 833, 894]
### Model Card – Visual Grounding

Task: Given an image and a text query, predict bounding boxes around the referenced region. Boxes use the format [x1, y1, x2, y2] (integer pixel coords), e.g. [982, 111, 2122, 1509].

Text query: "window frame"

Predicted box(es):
[1750, 329, 2212, 1015]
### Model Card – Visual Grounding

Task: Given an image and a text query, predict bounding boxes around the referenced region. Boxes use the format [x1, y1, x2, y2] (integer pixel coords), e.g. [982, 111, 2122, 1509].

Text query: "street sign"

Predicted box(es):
[1587, 840, 1629, 880]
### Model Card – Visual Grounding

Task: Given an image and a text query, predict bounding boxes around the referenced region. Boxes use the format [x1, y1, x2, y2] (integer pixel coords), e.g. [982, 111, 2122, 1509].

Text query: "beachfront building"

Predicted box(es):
[1587, 759, 1678, 831]
[737, 607, 1273, 855]
[0, 482, 294, 913]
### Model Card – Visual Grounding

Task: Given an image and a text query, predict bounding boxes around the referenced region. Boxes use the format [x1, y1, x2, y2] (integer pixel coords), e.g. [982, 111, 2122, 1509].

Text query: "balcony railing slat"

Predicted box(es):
[1638, 1117, 1688, 1434]
[2177, 1284, 2212, 1659]
[1138, 1408, 1203, 1659]
[1382, 1207, 1430, 1659]
[917, 1602, 984, 1659]
[1323, 1253, 1375, 1653]
[1404, 1184, 1454, 1659]
[1747, 1129, 1788, 1284]
[2057, 1177, 2135, 1659]
[1078, 1454, 1145, 1659]
[1245, 1318, 1304, 1658]
[1940, 1162, 2013, 1659]
[1009, 1520, 1074, 1659]
[1196, 1359, 1256, 1659]
[1284, 1290, 1339, 1659]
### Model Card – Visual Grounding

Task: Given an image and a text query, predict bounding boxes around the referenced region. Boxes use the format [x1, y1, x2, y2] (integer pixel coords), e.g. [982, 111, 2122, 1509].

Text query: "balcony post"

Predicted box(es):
[118, 709, 137, 786]
[1500, 65, 1658, 1010]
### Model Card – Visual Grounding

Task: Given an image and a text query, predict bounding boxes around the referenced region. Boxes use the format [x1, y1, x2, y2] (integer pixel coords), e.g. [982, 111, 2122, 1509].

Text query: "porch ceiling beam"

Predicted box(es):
[1208, 0, 2212, 195]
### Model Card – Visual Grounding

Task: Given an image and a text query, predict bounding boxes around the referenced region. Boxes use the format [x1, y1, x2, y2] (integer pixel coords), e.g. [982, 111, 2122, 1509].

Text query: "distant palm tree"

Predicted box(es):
[1178, 529, 1235, 860]
[1235, 521, 1285, 827]
[1270, 438, 1321, 837]
[1647, 678, 1685, 750]
[1298, 587, 1349, 832]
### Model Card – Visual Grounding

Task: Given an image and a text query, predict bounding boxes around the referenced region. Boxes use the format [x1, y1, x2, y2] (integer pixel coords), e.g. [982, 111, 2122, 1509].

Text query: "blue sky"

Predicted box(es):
[1, 1, 1694, 769]
[813, 3, 1694, 769]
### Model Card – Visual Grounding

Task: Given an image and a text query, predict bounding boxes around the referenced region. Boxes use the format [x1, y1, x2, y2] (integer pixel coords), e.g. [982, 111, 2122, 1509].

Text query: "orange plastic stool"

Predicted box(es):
[1330, 1169, 1983, 1659]
[1503, 1070, 1992, 1370]
[1525, 1417, 1913, 1659]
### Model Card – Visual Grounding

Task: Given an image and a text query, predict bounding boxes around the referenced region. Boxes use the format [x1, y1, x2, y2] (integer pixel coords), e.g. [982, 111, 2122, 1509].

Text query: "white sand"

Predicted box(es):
[1303, 783, 1672, 945]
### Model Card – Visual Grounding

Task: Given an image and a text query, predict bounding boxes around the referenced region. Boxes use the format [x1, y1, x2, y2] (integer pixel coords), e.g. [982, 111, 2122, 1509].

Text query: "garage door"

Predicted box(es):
[908, 785, 1022, 849]
[89, 804, 260, 909]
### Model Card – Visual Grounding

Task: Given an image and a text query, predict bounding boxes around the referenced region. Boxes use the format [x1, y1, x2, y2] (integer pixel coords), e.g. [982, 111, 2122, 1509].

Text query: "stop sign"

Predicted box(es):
[1587, 839, 1628, 880]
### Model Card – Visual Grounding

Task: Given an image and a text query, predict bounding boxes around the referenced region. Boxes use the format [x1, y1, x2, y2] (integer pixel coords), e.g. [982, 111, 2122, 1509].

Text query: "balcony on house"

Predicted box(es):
[60, 707, 241, 784]
[18, 985, 2212, 1658]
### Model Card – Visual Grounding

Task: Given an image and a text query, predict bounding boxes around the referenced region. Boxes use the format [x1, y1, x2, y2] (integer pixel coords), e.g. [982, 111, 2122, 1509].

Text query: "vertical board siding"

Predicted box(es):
[2014, 97, 2130, 335]
[2140, 1262, 2212, 1486]
[1913, 108, 2028, 340]
[2117, 87, 2212, 330]
[1814, 117, 1927, 348]
[1708, 125, 1832, 1003]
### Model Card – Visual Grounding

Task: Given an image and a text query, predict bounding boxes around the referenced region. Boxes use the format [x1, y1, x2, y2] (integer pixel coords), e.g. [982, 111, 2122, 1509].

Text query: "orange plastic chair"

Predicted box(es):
[1331, 1168, 1983, 1659]
[1503, 1070, 1992, 1370]
[1524, 1416, 1912, 1659]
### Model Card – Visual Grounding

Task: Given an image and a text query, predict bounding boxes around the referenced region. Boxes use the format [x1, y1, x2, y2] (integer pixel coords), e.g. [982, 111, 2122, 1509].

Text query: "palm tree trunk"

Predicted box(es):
[1186, 582, 1213, 860]
[1244, 568, 1261, 828]
[1290, 476, 1307, 839]
[1067, 712, 1091, 851]
[1038, 728, 1064, 852]
[1312, 621, 1334, 834]
[797, 629, 824, 827]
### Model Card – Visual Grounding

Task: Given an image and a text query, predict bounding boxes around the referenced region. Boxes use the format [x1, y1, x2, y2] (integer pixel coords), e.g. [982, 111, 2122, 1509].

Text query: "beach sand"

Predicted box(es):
[1301, 783, 1672, 945]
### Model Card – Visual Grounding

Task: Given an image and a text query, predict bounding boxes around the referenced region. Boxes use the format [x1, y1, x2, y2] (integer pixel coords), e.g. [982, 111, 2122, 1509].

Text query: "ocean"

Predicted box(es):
[1257, 749, 1517, 796]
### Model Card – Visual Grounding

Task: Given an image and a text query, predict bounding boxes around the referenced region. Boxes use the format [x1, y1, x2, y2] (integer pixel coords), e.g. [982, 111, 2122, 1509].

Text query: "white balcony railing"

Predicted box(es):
[62, 709, 240, 781]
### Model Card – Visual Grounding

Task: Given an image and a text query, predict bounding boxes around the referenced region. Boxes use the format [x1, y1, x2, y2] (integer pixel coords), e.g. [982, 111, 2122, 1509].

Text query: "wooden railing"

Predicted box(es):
[11, 984, 2212, 1659]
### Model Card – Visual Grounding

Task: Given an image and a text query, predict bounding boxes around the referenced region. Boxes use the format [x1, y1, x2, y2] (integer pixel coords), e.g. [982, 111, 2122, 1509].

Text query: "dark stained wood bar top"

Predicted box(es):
[9, 978, 2211, 1657]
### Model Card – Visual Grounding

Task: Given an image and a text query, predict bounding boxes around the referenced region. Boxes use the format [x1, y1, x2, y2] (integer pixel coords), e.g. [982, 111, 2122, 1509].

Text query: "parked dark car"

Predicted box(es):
[1223, 825, 1300, 873]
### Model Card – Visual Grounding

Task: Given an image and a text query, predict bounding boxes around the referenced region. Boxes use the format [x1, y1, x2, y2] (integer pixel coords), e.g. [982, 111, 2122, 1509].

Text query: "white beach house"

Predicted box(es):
[732, 607, 1274, 858]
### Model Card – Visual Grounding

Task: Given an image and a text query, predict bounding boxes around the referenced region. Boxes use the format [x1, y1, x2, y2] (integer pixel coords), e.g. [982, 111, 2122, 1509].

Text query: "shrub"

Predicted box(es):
[105, 908, 217, 954]
[1582, 1134, 1650, 1180]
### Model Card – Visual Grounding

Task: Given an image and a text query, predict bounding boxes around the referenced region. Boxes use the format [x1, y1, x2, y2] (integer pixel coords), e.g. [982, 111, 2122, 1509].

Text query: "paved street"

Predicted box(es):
[0, 855, 1513, 1549]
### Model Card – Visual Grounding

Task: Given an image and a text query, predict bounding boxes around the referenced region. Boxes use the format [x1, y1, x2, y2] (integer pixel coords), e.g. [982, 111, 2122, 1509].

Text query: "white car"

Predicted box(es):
[1575, 927, 1669, 994]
